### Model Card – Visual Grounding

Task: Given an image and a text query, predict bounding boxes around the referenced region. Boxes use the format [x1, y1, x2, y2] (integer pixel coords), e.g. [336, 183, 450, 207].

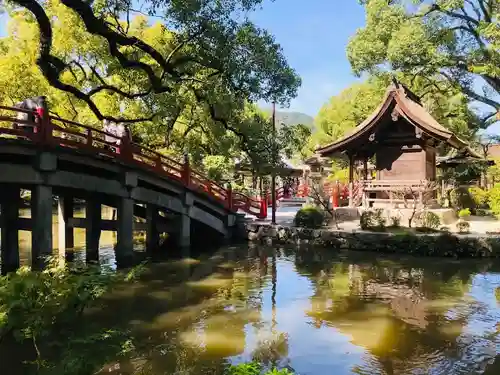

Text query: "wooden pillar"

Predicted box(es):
[1, 188, 20, 274]
[85, 199, 101, 262]
[146, 204, 160, 253]
[362, 157, 368, 208]
[57, 196, 74, 255]
[348, 154, 354, 207]
[31, 185, 53, 269]
[116, 197, 134, 266]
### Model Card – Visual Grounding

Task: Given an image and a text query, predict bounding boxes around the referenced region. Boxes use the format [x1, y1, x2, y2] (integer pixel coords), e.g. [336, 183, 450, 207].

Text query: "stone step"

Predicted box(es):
[279, 198, 306, 207]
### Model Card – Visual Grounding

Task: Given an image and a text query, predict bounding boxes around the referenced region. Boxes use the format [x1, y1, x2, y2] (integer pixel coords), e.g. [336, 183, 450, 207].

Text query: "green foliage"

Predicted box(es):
[226, 362, 293, 375]
[226, 362, 262, 375]
[348, 0, 499, 123]
[294, 206, 324, 229]
[468, 186, 489, 208]
[0, 258, 144, 374]
[449, 187, 476, 213]
[487, 158, 500, 184]
[360, 209, 386, 231]
[418, 211, 441, 229]
[440, 163, 487, 185]
[476, 208, 491, 217]
[389, 215, 401, 228]
[456, 220, 471, 234]
[458, 208, 471, 218]
[488, 184, 500, 216]
[202, 155, 234, 183]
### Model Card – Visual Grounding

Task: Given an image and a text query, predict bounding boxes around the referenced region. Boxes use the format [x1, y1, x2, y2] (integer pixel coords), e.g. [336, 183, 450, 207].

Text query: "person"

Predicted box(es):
[103, 120, 127, 153]
[12, 96, 47, 137]
[123, 123, 132, 142]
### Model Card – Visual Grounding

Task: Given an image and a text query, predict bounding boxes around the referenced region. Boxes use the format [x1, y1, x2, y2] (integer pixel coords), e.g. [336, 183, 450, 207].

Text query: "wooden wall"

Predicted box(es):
[376, 147, 427, 180]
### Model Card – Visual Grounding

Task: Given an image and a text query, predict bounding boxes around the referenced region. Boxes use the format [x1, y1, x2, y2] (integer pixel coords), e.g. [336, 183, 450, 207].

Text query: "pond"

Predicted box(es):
[4, 210, 500, 374]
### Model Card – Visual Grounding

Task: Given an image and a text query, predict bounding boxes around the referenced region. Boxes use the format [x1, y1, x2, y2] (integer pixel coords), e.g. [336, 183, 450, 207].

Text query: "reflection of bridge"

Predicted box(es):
[0, 106, 267, 272]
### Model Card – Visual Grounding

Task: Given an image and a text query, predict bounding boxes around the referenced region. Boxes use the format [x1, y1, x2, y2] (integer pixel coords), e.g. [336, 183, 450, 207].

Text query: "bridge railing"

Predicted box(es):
[0, 106, 267, 219]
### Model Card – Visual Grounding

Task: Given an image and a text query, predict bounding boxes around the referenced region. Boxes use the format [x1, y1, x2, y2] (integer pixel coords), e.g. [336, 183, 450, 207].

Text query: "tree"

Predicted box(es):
[348, 0, 499, 126]
[389, 181, 439, 228]
[2, 0, 301, 153]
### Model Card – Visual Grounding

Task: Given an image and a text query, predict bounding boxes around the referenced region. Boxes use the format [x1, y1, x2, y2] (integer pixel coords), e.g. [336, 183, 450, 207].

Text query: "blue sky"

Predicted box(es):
[249, 0, 366, 116]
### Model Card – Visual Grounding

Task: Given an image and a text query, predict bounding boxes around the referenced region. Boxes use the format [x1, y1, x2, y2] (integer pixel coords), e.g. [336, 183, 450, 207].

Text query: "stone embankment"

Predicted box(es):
[245, 223, 500, 258]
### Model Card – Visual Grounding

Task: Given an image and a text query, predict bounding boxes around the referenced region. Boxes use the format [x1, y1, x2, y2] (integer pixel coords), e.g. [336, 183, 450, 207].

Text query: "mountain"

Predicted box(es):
[262, 109, 314, 128]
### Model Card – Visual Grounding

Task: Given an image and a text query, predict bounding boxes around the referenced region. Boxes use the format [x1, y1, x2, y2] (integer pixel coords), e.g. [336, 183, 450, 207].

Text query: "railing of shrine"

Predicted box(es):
[0, 106, 267, 219]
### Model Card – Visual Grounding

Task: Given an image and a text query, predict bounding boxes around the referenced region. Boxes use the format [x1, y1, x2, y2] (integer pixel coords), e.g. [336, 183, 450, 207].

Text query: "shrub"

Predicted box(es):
[488, 184, 500, 216]
[449, 187, 476, 213]
[456, 220, 470, 234]
[294, 206, 324, 229]
[476, 208, 491, 217]
[468, 186, 489, 208]
[418, 211, 441, 229]
[458, 208, 471, 219]
[389, 215, 401, 228]
[0, 258, 144, 374]
[360, 209, 386, 231]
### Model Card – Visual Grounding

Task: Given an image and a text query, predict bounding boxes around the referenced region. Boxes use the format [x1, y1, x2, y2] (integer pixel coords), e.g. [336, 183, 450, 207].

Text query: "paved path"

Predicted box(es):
[243, 204, 302, 226]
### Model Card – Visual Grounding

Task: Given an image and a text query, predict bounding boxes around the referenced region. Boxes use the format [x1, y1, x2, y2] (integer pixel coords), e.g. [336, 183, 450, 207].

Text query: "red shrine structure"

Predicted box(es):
[315, 79, 480, 208]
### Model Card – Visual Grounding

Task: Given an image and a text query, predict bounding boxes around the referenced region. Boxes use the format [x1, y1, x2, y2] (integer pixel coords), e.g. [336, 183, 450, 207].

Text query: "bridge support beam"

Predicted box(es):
[32, 185, 53, 269]
[57, 196, 74, 255]
[85, 199, 102, 262]
[116, 197, 134, 266]
[0, 187, 20, 274]
[146, 204, 160, 253]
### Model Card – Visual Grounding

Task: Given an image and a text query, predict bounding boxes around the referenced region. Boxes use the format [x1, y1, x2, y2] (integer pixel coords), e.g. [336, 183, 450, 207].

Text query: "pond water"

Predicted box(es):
[4, 210, 500, 374]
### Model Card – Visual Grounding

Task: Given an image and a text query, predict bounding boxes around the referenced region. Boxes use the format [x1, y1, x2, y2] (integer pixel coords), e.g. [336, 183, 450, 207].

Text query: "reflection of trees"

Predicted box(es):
[92, 246, 290, 375]
[295, 249, 500, 375]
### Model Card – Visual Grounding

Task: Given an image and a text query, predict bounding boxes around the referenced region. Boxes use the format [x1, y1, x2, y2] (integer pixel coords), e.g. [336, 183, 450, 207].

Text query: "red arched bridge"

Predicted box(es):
[0, 105, 268, 272]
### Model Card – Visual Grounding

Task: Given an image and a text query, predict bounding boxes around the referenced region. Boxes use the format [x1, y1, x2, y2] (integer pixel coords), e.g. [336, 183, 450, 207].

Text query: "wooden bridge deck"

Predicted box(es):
[0, 106, 266, 272]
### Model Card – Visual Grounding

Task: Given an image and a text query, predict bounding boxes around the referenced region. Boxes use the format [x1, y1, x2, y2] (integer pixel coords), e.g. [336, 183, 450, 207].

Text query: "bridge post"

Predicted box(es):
[146, 204, 160, 253]
[57, 196, 74, 255]
[31, 185, 53, 269]
[116, 197, 134, 266]
[178, 192, 192, 248]
[178, 213, 191, 248]
[0, 187, 20, 274]
[85, 199, 102, 262]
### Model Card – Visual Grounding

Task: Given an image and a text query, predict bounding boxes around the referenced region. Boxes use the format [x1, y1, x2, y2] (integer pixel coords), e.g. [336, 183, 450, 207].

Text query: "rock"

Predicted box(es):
[246, 223, 259, 232]
[244, 221, 500, 258]
[248, 231, 261, 241]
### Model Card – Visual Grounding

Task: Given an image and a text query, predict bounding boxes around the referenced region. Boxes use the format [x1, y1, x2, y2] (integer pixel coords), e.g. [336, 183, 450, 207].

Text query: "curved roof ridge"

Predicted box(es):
[315, 89, 396, 155]
[316, 82, 474, 156]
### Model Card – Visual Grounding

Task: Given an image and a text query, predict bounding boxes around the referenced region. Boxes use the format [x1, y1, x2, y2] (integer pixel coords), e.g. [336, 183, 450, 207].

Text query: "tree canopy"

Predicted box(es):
[0, 0, 305, 171]
[348, 0, 499, 126]
[2, 0, 300, 143]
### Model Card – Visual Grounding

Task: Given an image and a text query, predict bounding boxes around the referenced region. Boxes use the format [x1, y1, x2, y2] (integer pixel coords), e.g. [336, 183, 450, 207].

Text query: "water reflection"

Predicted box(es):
[5, 237, 500, 374]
